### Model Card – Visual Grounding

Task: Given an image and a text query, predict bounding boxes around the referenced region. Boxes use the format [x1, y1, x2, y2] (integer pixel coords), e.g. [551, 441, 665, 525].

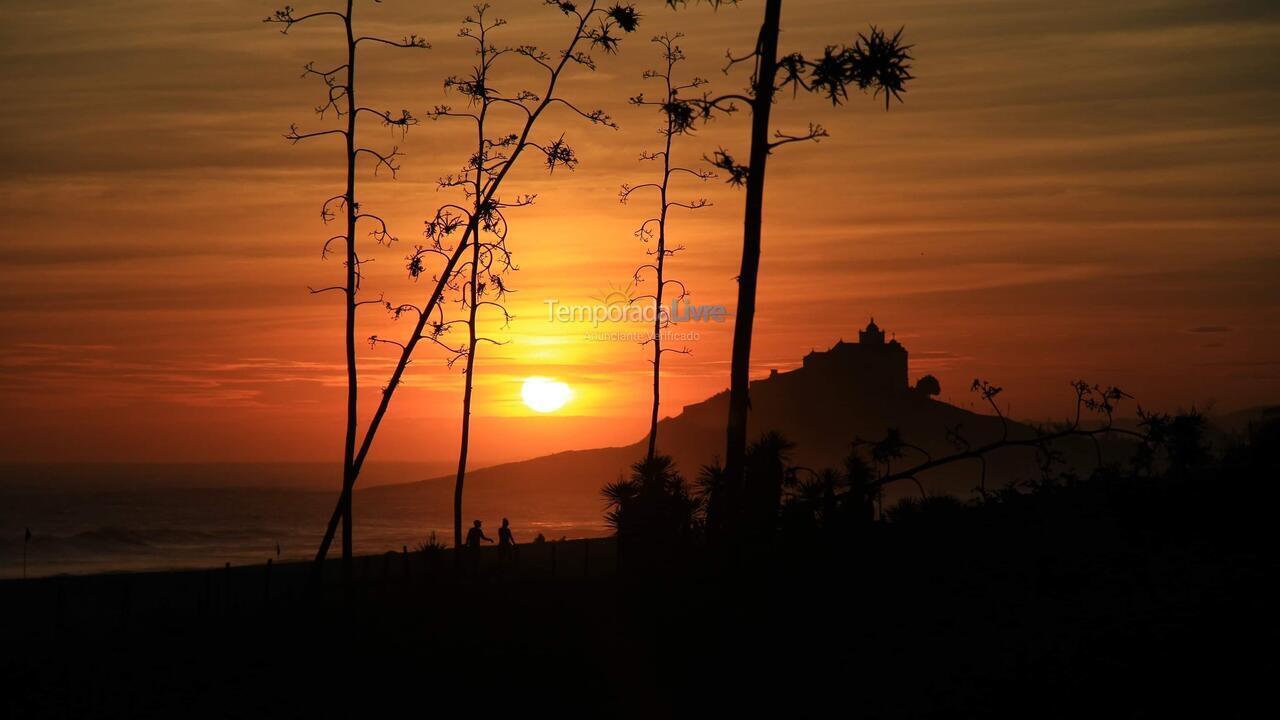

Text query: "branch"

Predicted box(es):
[355, 34, 430, 49]
[308, 285, 347, 296]
[871, 381, 1145, 491]
[767, 123, 828, 151]
[263, 7, 346, 33]
[284, 124, 346, 143]
[355, 146, 403, 177]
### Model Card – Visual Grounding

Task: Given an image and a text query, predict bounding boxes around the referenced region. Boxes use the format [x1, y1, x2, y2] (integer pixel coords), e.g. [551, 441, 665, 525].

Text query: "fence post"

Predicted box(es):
[264, 558, 273, 609]
[55, 580, 65, 630]
[121, 577, 131, 627]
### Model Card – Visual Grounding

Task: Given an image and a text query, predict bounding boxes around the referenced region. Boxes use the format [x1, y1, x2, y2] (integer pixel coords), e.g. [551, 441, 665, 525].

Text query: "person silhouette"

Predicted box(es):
[498, 518, 516, 564]
[465, 519, 492, 549]
[464, 519, 492, 577]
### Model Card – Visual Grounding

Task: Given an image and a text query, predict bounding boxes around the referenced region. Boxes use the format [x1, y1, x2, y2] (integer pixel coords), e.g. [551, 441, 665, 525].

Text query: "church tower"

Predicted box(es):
[858, 317, 886, 345]
[801, 318, 909, 392]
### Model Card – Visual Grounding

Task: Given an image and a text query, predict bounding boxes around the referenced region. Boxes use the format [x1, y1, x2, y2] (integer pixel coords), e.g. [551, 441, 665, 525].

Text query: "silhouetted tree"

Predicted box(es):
[620, 33, 713, 463]
[313, 0, 641, 567]
[265, 1, 428, 582]
[603, 454, 701, 571]
[439, 8, 516, 553]
[699, 430, 794, 551]
[695, 460, 730, 539]
[745, 430, 793, 538]
[857, 380, 1154, 502]
[727, 380, 1203, 550]
[1219, 410, 1280, 484]
[781, 447, 879, 545]
[778, 466, 840, 543]
[1134, 408, 1210, 479]
[382, 6, 525, 551]
[915, 374, 941, 397]
[664, 0, 913, 515]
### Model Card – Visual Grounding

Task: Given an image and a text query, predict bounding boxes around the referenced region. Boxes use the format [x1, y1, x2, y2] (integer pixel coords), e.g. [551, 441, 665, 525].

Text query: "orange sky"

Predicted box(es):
[1, 0, 1278, 465]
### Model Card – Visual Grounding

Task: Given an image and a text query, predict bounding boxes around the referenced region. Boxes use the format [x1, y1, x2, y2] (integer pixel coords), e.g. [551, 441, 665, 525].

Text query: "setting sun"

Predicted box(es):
[521, 377, 573, 413]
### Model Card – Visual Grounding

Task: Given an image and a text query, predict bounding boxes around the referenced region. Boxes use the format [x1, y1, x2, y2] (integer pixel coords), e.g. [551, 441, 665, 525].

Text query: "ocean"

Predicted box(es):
[0, 463, 610, 578]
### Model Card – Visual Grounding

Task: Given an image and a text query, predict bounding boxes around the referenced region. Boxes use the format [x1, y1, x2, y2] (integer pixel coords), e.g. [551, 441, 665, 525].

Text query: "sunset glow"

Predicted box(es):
[0, 0, 1275, 470]
[3, 2, 1278, 714]
[521, 377, 573, 414]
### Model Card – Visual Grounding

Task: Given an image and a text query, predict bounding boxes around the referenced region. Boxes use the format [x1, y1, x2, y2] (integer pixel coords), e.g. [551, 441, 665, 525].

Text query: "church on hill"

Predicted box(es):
[801, 318, 909, 393]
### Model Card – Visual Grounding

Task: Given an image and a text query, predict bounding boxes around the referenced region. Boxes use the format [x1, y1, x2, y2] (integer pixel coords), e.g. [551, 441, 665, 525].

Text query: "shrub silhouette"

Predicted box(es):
[605, 375, 1232, 572]
[914, 374, 941, 397]
[604, 455, 701, 573]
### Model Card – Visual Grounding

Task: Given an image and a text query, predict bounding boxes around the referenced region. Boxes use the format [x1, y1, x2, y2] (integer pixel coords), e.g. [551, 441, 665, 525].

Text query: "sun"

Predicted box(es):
[521, 376, 573, 413]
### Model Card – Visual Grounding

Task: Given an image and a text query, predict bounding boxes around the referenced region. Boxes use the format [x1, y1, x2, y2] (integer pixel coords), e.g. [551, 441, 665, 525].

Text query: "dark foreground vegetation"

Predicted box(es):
[4, 414, 1277, 718]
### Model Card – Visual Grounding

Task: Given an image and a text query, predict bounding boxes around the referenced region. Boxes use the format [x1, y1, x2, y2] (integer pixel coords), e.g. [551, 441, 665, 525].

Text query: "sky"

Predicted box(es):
[1, 0, 1278, 466]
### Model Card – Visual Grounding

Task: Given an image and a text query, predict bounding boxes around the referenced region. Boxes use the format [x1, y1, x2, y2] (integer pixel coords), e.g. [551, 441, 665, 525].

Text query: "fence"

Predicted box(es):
[0, 537, 618, 630]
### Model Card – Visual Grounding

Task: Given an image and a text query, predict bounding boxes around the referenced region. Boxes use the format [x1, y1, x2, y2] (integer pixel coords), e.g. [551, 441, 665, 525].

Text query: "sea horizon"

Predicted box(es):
[1, 465, 609, 579]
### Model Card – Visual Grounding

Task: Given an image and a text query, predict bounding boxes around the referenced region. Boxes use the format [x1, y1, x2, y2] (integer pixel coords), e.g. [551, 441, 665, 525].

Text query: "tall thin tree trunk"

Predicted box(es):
[646, 111, 674, 464]
[453, 48, 490, 551]
[646, 291, 662, 462]
[340, 0, 358, 585]
[454, 226, 480, 550]
[724, 0, 782, 485]
[313, 6, 609, 569]
[276, 2, 429, 588]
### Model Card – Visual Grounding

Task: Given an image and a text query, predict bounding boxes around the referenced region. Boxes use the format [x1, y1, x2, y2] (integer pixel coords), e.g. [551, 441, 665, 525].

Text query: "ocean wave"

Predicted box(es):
[21, 526, 233, 550]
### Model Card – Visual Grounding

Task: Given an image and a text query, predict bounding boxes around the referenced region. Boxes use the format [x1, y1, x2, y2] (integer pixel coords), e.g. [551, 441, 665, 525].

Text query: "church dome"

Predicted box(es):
[858, 317, 886, 345]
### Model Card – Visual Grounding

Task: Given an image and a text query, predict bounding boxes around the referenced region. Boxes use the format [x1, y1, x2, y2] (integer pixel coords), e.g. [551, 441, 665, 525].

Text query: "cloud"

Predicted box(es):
[3, 0, 1280, 459]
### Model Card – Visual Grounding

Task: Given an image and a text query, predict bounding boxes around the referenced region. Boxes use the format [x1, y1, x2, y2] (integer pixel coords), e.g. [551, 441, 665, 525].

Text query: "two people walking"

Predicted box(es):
[463, 518, 517, 575]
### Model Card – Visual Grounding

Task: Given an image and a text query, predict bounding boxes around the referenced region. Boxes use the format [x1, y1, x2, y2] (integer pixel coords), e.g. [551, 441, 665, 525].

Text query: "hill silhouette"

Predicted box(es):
[363, 329, 1134, 525]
